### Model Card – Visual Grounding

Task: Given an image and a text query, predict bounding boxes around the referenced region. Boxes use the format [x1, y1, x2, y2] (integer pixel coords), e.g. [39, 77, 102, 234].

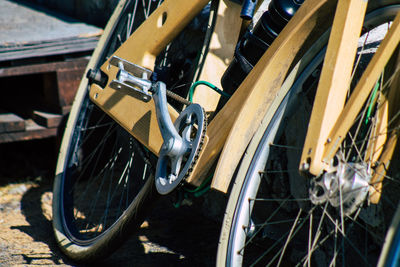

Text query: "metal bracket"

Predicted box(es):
[108, 56, 153, 102]
[109, 55, 152, 79]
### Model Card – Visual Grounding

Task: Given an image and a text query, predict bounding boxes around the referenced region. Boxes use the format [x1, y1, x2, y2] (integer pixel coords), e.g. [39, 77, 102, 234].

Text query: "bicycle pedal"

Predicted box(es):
[109, 56, 152, 79]
[109, 56, 153, 102]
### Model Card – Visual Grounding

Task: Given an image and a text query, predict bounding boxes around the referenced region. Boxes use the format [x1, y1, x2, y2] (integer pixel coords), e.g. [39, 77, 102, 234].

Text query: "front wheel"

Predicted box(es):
[218, 1, 400, 266]
[52, 0, 215, 262]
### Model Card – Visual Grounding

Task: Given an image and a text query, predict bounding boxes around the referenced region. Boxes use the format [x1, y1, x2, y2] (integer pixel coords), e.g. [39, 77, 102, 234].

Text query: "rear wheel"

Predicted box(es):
[218, 1, 400, 266]
[52, 0, 215, 262]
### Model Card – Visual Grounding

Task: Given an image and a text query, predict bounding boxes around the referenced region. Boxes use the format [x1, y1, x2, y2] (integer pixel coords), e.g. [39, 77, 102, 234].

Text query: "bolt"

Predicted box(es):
[301, 162, 310, 171]
[168, 173, 177, 184]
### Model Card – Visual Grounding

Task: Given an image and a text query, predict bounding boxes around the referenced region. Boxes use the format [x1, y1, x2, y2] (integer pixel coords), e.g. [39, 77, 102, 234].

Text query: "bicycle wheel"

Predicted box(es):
[218, 1, 400, 266]
[378, 205, 400, 267]
[52, 0, 215, 262]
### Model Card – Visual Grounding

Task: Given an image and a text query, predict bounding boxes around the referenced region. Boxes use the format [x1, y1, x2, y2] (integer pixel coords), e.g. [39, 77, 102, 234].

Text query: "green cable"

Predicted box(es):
[172, 190, 184, 208]
[183, 173, 213, 193]
[193, 184, 211, 198]
[365, 77, 381, 124]
[189, 81, 231, 102]
[173, 173, 214, 208]
[173, 80, 226, 207]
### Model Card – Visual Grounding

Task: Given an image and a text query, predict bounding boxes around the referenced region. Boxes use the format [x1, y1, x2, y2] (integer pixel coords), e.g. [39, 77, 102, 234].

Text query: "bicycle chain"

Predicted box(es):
[164, 90, 207, 184]
[183, 106, 207, 181]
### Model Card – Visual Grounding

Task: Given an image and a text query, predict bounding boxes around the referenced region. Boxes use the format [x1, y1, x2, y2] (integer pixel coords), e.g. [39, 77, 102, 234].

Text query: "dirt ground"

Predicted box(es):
[0, 138, 225, 266]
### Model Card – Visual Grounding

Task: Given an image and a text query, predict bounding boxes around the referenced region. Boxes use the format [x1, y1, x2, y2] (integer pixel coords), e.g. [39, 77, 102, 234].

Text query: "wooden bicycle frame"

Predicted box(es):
[300, 0, 400, 203]
[300, 0, 400, 173]
[88, 0, 400, 194]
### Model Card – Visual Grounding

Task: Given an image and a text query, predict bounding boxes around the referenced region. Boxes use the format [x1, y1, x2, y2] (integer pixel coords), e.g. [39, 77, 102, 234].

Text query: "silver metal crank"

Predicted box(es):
[107, 56, 206, 195]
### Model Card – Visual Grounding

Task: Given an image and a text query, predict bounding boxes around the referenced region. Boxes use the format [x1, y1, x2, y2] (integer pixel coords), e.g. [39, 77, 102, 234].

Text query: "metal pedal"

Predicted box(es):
[108, 56, 153, 102]
[109, 56, 152, 79]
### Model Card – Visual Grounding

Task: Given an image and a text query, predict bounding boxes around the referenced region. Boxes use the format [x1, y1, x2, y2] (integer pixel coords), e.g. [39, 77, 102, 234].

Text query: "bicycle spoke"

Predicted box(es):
[269, 143, 302, 150]
[276, 209, 303, 267]
[242, 197, 290, 250]
[260, 210, 309, 267]
[83, 144, 122, 232]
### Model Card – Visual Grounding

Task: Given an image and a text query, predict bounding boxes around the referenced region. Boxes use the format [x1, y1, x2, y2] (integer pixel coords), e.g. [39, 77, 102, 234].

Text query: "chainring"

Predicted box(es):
[155, 104, 207, 195]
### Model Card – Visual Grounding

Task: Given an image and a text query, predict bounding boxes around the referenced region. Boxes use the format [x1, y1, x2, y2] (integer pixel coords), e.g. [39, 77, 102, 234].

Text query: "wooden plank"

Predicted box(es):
[0, 0, 102, 61]
[0, 58, 88, 114]
[0, 58, 89, 78]
[0, 112, 25, 133]
[32, 110, 63, 128]
[0, 1, 101, 45]
[0, 119, 57, 143]
[56, 66, 87, 108]
[0, 38, 99, 61]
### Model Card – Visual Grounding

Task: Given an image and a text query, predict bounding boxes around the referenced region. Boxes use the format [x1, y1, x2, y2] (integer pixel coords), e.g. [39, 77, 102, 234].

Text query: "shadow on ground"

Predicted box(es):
[0, 138, 223, 266]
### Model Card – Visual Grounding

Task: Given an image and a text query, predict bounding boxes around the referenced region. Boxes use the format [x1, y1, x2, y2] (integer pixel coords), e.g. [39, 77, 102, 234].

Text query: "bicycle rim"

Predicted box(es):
[221, 2, 400, 266]
[53, 0, 215, 261]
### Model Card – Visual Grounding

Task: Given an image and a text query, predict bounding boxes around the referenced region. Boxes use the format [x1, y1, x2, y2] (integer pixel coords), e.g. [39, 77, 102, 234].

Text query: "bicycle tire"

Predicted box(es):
[378, 205, 400, 267]
[52, 0, 215, 262]
[217, 1, 400, 266]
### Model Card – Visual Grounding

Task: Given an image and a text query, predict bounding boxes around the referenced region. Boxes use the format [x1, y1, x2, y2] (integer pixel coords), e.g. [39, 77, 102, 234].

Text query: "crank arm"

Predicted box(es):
[88, 0, 209, 156]
[152, 81, 188, 159]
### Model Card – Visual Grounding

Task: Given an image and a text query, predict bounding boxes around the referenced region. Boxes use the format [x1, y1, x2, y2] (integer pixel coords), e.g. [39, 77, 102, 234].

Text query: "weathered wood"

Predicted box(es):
[0, 112, 25, 133]
[0, 38, 100, 62]
[0, 58, 88, 114]
[0, 119, 57, 143]
[32, 110, 63, 128]
[0, 0, 102, 61]
[0, 58, 88, 77]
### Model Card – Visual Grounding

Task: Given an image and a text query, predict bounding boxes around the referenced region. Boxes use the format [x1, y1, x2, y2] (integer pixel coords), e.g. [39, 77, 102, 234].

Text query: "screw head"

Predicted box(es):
[301, 162, 310, 171]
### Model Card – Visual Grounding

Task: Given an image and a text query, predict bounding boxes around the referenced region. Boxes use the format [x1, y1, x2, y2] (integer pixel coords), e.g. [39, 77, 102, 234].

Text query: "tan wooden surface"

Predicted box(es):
[89, 0, 209, 155]
[191, 0, 242, 112]
[188, 0, 336, 191]
[370, 46, 400, 204]
[322, 12, 400, 165]
[300, 0, 368, 175]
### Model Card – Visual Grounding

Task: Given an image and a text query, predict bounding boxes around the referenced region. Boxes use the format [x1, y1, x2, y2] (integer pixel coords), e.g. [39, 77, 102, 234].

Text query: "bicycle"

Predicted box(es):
[51, 0, 400, 265]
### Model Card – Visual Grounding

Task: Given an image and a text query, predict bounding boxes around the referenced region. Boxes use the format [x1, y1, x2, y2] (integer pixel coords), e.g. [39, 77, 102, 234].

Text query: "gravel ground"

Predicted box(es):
[0, 138, 225, 266]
